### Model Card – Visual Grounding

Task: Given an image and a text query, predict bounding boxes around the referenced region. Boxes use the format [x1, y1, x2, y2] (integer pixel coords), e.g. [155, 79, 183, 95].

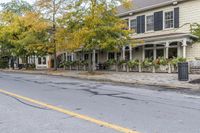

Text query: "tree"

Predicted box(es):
[191, 23, 200, 41]
[56, 0, 133, 72]
[0, 11, 50, 68]
[35, 0, 70, 70]
[0, 0, 33, 15]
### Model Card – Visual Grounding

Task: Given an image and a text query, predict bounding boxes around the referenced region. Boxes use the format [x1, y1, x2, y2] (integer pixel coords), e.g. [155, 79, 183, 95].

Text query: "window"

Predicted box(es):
[145, 49, 153, 59]
[156, 49, 164, 58]
[108, 52, 115, 60]
[67, 55, 72, 61]
[130, 19, 137, 31]
[146, 15, 154, 31]
[165, 11, 174, 29]
[169, 48, 177, 58]
[38, 57, 42, 65]
[42, 57, 46, 65]
[84, 54, 89, 60]
[145, 44, 154, 48]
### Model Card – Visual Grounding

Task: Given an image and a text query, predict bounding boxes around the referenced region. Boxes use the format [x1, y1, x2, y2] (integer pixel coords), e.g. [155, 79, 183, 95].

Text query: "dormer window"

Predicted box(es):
[130, 19, 137, 32]
[164, 11, 174, 29]
[146, 15, 154, 31]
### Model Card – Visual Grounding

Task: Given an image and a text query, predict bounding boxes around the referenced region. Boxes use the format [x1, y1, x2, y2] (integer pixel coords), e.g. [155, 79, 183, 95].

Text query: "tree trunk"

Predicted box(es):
[52, 0, 57, 71]
[92, 49, 96, 72]
[53, 51, 57, 70]
[88, 51, 92, 72]
[25, 56, 28, 70]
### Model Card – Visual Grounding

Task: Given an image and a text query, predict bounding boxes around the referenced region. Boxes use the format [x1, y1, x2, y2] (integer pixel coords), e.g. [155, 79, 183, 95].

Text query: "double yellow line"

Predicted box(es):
[0, 89, 140, 133]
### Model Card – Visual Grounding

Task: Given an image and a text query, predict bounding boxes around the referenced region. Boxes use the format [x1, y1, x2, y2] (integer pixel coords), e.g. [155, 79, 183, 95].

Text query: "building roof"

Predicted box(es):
[117, 0, 186, 16]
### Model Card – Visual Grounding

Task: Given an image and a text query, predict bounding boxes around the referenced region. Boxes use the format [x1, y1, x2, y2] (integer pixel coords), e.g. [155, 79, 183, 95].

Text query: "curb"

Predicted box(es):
[0, 70, 199, 93]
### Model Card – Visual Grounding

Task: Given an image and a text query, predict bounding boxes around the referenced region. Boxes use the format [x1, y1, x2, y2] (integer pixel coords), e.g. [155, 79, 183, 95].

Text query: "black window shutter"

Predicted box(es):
[154, 11, 163, 31]
[174, 7, 180, 28]
[136, 15, 145, 34]
[141, 15, 145, 33]
[137, 16, 141, 34]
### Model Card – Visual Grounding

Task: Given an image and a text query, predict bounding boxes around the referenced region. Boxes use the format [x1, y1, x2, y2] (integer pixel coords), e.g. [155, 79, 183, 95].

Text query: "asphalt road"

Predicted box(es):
[0, 72, 200, 133]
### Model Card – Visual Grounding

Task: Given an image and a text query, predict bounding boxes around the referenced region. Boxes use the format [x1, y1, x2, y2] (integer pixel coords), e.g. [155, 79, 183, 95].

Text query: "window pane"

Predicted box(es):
[108, 52, 115, 59]
[130, 19, 137, 31]
[67, 56, 72, 61]
[43, 57, 46, 65]
[145, 44, 154, 48]
[145, 49, 153, 59]
[84, 54, 89, 60]
[156, 49, 164, 58]
[165, 11, 174, 29]
[169, 48, 177, 58]
[146, 15, 154, 31]
[38, 57, 42, 65]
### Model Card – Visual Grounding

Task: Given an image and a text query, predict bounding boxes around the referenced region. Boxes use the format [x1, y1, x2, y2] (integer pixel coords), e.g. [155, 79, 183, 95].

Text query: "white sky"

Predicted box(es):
[0, 0, 35, 4]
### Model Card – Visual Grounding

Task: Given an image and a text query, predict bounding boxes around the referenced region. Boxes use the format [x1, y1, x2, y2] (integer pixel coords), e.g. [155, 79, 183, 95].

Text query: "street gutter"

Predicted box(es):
[0, 69, 199, 95]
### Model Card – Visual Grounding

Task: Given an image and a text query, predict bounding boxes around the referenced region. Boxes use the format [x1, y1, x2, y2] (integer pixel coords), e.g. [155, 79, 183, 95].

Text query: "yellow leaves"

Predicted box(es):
[121, 0, 133, 9]
[19, 12, 49, 32]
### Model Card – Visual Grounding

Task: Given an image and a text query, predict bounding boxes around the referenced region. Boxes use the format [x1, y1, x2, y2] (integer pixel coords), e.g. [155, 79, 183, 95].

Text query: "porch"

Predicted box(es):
[57, 33, 199, 73]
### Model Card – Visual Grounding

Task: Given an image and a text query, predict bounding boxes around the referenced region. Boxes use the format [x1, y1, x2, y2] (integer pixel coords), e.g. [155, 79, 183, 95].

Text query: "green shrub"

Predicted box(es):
[153, 57, 168, 68]
[169, 57, 187, 66]
[127, 59, 139, 68]
[141, 59, 153, 68]
[80, 60, 88, 66]
[26, 64, 36, 70]
[118, 60, 126, 66]
[0, 59, 8, 68]
[105, 59, 117, 66]
[60, 61, 73, 67]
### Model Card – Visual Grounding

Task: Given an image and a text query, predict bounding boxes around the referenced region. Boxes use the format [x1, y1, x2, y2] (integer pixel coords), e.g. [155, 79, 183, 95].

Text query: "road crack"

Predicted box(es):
[0, 92, 49, 110]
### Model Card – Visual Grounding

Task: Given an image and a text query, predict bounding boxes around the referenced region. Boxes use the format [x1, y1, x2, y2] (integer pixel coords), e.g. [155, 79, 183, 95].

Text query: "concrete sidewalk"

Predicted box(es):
[1, 69, 200, 90]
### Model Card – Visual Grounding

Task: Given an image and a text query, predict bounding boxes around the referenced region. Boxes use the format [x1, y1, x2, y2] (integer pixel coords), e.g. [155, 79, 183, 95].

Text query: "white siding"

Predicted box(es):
[186, 42, 200, 61]
[123, 0, 200, 38]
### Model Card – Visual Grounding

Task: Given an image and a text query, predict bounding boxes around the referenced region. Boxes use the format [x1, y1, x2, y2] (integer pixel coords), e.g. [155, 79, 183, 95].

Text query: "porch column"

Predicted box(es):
[165, 42, 171, 73]
[92, 49, 96, 70]
[142, 45, 145, 61]
[114, 52, 117, 60]
[165, 42, 169, 59]
[106, 52, 109, 60]
[153, 44, 157, 60]
[71, 53, 74, 61]
[122, 46, 125, 60]
[129, 45, 132, 60]
[81, 52, 84, 60]
[66, 52, 68, 61]
[182, 39, 187, 58]
[177, 42, 181, 57]
[122, 46, 126, 71]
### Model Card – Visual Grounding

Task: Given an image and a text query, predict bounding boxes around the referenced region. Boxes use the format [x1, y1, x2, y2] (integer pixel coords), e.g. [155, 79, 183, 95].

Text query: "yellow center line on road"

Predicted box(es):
[0, 89, 140, 133]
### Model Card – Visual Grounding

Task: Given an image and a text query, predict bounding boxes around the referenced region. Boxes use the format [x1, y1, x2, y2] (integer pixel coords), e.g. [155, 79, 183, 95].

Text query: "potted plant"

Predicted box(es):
[127, 59, 139, 72]
[153, 57, 168, 72]
[141, 58, 153, 72]
[105, 59, 117, 70]
[118, 60, 127, 72]
[80, 60, 88, 71]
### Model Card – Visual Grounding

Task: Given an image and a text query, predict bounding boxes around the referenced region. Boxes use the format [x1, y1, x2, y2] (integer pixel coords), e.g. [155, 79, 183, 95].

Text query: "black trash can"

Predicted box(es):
[178, 62, 189, 81]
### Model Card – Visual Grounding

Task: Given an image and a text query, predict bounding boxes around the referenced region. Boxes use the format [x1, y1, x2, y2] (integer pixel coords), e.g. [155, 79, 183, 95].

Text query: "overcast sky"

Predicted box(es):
[0, 0, 35, 4]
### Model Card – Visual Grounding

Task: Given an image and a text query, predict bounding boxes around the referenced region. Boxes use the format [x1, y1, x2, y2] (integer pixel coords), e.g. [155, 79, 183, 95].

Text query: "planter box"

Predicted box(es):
[141, 67, 152, 73]
[155, 65, 168, 73]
